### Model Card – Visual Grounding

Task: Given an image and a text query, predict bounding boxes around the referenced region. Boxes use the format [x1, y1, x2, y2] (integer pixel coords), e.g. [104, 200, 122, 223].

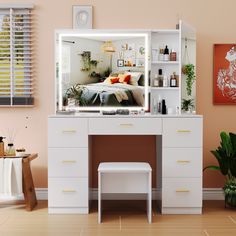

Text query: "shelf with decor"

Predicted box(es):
[149, 87, 180, 90]
[151, 61, 179, 65]
[149, 20, 196, 115]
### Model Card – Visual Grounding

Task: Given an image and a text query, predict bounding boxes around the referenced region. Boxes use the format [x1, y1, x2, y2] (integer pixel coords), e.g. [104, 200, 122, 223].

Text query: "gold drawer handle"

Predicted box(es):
[176, 189, 190, 193]
[177, 160, 191, 163]
[120, 123, 133, 127]
[62, 129, 77, 133]
[62, 189, 77, 193]
[177, 130, 191, 133]
[62, 160, 77, 163]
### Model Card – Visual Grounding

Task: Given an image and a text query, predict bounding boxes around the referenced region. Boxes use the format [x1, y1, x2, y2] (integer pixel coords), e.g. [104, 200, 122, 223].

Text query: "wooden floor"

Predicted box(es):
[0, 200, 236, 235]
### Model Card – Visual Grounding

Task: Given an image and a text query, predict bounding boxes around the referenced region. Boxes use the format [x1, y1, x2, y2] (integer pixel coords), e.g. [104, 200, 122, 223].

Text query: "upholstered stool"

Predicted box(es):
[98, 162, 152, 223]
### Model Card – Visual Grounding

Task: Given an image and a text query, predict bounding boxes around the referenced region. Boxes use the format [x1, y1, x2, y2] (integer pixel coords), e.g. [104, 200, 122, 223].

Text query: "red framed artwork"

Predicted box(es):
[213, 44, 236, 104]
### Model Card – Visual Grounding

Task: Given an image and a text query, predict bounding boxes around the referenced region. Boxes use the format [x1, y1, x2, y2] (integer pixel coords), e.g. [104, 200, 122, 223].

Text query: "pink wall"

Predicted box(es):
[0, 0, 235, 188]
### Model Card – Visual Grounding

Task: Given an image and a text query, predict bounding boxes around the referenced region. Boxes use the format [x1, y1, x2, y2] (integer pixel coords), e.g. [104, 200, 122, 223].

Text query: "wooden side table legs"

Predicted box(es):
[22, 159, 37, 211]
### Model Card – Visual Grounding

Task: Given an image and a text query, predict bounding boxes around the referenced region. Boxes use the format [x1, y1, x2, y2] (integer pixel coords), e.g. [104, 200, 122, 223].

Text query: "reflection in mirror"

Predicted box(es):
[181, 23, 196, 113]
[55, 32, 149, 111]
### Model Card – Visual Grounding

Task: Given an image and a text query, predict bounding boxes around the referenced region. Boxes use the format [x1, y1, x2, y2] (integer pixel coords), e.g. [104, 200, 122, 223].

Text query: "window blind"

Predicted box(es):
[0, 5, 34, 106]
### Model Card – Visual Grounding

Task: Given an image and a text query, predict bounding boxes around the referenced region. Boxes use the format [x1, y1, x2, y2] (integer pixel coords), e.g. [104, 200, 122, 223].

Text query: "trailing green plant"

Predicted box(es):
[89, 67, 111, 81]
[90, 60, 99, 67]
[204, 131, 236, 207]
[182, 98, 194, 111]
[80, 51, 99, 71]
[182, 64, 195, 96]
[65, 84, 87, 106]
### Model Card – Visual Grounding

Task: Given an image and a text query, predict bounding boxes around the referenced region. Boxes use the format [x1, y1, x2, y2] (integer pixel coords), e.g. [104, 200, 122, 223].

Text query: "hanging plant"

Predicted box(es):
[182, 63, 195, 96]
[80, 51, 91, 71]
[79, 51, 99, 71]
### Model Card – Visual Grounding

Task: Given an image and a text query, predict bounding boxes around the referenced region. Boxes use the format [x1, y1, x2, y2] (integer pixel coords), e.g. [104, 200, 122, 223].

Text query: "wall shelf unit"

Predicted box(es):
[150, 20, 196, 114]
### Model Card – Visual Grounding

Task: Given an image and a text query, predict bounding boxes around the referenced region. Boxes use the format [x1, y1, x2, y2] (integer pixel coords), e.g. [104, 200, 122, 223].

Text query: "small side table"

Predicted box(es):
[1, 153, 38, 211]
[22, 153, 38, 211]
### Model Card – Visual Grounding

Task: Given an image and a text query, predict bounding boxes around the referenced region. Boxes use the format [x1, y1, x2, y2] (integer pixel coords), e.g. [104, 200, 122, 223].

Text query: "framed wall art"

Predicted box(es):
[117, 59, 124, 67]
[213, 44, 236, 104]
[73, 5, 93, 29]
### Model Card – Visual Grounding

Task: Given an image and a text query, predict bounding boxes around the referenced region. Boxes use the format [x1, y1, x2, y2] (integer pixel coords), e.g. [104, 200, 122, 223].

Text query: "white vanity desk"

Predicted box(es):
[48, 113, 203, 215]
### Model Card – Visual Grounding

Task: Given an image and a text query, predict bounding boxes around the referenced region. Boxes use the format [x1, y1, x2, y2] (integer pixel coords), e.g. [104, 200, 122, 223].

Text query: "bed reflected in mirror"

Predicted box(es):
[55, 31, 149, 111]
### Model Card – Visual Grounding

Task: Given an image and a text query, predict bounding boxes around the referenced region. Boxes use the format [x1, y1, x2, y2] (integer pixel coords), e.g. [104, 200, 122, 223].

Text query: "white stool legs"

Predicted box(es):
[98, 162, 152, 224]
[98, 172, 101, 223]
[147, 171, 152, 223]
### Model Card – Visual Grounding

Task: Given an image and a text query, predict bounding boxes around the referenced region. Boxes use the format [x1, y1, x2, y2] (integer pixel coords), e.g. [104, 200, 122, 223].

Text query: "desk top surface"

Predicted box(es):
[0, 153, 38, 162]
[50, 113, 203, 118]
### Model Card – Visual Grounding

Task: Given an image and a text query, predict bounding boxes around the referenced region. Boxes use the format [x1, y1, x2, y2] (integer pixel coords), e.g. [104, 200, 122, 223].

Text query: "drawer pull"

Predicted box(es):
[62, 160, 77, 163]
[176, 189, 190, 193]
[119, 123, 133, 127]
[177, 160, 190, 163]
[62, 129, 77, 133]
[62, 189, 77, 193]
[177, 130, 191, 133]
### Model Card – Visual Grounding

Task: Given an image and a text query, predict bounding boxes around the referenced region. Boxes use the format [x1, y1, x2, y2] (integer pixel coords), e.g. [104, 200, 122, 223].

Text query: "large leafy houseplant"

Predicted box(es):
[204, 131, 236, 207]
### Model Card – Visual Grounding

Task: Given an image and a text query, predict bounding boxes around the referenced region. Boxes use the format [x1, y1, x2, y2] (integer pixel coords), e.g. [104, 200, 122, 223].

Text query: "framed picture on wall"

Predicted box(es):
[117, 59, 124, 67]
[213, 44, 236, 104]
[73, 5, 93, 29]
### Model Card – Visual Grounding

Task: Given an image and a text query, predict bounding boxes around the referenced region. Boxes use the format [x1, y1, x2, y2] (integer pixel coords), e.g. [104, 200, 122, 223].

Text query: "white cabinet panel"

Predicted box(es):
[163, 118, 203, 147]
[48, 118, 88, 147]
[162, 178, 202, 207]
[89, 118, 162, 135]
[48, 148, 88, 178]
[163, 148, 202, 178]
[48, 178, 88, 207]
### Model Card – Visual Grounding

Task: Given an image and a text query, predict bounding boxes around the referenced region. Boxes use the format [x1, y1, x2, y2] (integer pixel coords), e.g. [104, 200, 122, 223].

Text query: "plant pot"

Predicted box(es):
[224, 180, 236, 208]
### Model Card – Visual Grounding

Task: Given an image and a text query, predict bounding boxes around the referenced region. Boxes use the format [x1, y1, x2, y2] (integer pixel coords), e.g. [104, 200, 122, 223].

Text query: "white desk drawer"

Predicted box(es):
[89, 118, 162, 135]
[163, 118, 202, 147]
[48, 118, 88, 147]
[48, 178, 88, 208]
[48, 148, 88, 178]
[163, 148, 202, 178]
[162, 178, 202, 207]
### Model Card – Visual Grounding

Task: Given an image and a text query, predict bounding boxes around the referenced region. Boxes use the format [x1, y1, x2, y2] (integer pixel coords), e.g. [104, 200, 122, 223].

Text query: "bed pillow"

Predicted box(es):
[118, 74, 131, 84]
[104, 76, 119, 84]
[125, 72, 142, 86]
[110, 71, 124, 77]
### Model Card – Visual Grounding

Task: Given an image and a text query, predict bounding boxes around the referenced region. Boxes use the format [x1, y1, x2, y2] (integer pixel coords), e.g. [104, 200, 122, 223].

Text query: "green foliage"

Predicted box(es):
[65, 84, 87, 106]
[182, 64, 195, 96]
[204, 132, 236, 181]
[224, 179, 236, 207]
[182, 98, 194, 111]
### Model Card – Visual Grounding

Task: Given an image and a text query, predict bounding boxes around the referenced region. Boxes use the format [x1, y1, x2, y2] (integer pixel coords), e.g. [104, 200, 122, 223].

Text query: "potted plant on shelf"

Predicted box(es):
[204, 131, 236, 208]
[182, 98, 194, 113]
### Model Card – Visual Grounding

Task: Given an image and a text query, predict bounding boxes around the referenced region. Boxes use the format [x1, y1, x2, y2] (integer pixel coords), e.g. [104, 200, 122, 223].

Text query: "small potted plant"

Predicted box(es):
[182, 98, 194, 113]
[204, 131, 236, 208]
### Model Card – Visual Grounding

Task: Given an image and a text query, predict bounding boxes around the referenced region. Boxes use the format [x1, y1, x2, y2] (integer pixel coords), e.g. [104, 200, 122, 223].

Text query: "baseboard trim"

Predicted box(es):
[34, 188, 224, 201]
[35, 188, 48, 200]
[202, 188, 224, 200]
